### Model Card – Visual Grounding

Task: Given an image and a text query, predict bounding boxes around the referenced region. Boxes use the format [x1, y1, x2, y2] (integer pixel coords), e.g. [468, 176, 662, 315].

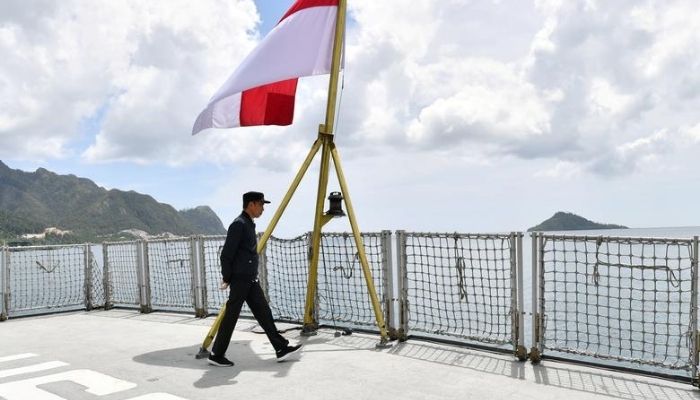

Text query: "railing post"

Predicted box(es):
[538, 234, 546, 356]
[200, 237, 210, 315]
[518, 232, 525, 347]
[0, 244, 7, 321]
[509, 233, 517, 353]
[303, 232, 319, 326]
[380, 230, 397, 339]
[137, 240, 152, 313]
[396, 230, 408, 341]
[692, 236, 699, 382]
[529, 232, 542, 363]
[84, 244, 93, 311]
[512, 232, 527, 360]
[191, 236, 207, 318]
[102, 242, 113, 310]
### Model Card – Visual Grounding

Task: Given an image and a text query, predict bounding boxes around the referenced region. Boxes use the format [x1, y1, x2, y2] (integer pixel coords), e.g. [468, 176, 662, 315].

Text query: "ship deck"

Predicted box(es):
[0, 310, 696, 400]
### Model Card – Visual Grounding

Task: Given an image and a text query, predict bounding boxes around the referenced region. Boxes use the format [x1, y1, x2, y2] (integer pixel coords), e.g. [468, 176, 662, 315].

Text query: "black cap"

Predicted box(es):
[243, 191, 271, 206]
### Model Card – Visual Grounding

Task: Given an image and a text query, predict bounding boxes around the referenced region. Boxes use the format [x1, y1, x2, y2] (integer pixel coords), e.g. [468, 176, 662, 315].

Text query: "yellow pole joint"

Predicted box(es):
[320, 214, 334, 228]
[258, 139, 322, 252]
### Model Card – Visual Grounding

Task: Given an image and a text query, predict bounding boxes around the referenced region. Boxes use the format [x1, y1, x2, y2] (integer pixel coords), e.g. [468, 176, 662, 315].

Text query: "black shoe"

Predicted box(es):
[276, 344, 302, 362]
[207, 354, 234, 367]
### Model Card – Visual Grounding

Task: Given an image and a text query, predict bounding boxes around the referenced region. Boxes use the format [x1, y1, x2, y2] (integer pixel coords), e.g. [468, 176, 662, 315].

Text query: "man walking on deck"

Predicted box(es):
[208, 191, 301, 367]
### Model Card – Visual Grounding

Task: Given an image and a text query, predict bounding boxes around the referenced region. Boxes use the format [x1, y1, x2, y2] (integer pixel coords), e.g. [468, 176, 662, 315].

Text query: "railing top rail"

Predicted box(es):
[140, 237, 191, 244]
[533, 232, 694, 244]
[102, 240, 140, 246]
[266, 233, 308, 242]
[7, 243, 88, 251]
[199, 235, 227, 240]
[320, 231, 383, 238]
[403, 231, 515, 239]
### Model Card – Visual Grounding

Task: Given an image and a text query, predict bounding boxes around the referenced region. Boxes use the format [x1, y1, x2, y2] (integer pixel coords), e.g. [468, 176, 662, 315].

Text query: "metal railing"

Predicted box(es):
[396, 231, 525, 355]
[3, 231, 700, 383]
[2, 244, 100, 316]
[530, 233, 699, 380]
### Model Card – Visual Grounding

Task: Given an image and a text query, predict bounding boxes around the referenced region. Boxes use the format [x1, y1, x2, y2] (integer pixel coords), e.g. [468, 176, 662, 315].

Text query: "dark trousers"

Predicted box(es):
[211, 278, 288, 357]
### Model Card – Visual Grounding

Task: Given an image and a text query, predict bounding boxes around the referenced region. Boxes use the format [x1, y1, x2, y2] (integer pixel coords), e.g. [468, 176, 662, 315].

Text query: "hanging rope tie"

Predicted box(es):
[454, 235, 468, 302]
[36, 260, 58, 273]
[320, 234, 343, 335]
[332, 252, 358, 279]
[332, 234, 358, 280]
[593, 237, 679, 288]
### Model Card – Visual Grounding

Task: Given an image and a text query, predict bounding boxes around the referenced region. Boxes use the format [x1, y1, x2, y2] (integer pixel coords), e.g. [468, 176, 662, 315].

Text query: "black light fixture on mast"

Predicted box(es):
[325, 191, 346, 217]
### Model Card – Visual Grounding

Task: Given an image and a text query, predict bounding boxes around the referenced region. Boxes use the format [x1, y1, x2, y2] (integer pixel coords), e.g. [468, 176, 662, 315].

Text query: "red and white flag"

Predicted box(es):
[192, 0, 339, 135]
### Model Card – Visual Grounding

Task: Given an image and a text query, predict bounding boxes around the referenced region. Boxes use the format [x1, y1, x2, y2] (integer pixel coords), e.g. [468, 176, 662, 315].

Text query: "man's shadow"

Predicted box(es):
[132, 340, 299, 388]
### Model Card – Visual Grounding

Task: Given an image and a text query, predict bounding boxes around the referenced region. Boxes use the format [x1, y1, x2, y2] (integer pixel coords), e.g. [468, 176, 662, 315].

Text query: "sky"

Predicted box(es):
[2, 0, 700, 237]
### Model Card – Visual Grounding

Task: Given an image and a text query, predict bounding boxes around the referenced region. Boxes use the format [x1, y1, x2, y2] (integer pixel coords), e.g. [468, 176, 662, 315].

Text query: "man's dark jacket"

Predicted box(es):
[220, 211, 258, 283]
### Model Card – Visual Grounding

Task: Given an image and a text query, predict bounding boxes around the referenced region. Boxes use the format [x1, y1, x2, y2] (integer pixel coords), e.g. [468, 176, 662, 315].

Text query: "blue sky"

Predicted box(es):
[254, 1, 289, 35]
[2, 1, 700, 236]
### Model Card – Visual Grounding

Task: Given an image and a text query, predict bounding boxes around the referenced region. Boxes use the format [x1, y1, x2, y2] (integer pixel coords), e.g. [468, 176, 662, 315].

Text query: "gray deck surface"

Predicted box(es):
[0, 310, 696, 400]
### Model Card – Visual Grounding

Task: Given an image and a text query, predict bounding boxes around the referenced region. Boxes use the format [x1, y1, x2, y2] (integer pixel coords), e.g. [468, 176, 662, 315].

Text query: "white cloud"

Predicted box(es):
[2, 0, 700, 183]
[682, 122, 700, 142]
[0, 0, 260, 163]
[405, 59, 550, 148]
[589, 129, 673, 175]
[588, 78, 634, 116]
[534, 160, 583, 179]
[523, 0, 700, 175]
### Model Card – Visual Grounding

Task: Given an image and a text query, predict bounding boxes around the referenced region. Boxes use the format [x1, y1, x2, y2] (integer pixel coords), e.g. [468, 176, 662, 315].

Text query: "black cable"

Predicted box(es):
[320, 239, 343, 337]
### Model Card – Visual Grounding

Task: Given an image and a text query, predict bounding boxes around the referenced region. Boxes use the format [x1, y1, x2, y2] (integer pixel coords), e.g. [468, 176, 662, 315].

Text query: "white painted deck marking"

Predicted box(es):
[0, 361, 68, 378]
[128, 394, 190, 400]
[0, 369, 137, 400]
[0, 354, 37, 363]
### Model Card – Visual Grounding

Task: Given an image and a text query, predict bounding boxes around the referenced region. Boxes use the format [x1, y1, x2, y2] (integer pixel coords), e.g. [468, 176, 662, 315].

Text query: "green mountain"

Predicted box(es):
[179, 206, 227, 235]
[528, 211, 628, 232]
[0, 160, 225, 242]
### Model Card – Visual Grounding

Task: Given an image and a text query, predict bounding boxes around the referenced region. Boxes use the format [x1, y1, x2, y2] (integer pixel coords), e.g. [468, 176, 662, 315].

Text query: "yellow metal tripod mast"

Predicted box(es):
[196, 0, 390, 358]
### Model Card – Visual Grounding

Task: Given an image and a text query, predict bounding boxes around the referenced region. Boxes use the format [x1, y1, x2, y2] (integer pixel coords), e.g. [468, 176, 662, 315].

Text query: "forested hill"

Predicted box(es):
[0, 160, 226, 241]
[528, 211, 628, 232]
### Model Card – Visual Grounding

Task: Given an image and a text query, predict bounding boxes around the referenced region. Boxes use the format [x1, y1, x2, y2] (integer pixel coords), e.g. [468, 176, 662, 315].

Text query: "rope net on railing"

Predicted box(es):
[104, 241, 140, 308]
[403, 232, 515, 346]
[317, 232, 385, 329]
[87, 245, 105, 308]
[540, 235, 695, 371]
[7, 245, 86, 315]
[265, 234, 309, 322]
[147, 238, 194, 312]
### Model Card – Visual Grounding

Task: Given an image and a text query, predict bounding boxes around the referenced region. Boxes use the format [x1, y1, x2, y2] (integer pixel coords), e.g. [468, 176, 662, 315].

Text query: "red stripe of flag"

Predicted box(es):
[279, 0, 339, 23]
[240, 79, 298, 126]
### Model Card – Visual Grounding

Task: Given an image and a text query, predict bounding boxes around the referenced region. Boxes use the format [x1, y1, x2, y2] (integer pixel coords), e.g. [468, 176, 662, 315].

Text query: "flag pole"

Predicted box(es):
[320, 0, 347, 136]
[302, 0, 391, 344]
[302, 0, 347, 333]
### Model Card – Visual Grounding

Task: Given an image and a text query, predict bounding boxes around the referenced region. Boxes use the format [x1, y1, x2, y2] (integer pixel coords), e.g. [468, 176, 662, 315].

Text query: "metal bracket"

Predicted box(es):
[300, 322, 319, 336]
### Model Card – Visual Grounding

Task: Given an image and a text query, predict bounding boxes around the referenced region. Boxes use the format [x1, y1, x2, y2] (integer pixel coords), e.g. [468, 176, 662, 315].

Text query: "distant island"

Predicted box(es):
[0, 160, 226, 243]
[528, 211, 628, 232]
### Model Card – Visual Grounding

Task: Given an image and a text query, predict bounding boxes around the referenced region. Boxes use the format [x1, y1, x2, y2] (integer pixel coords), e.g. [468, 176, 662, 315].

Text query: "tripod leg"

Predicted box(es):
[330, 145, 390, 345]
[258, 138, 322, 252]
[195, 303, 227, 359]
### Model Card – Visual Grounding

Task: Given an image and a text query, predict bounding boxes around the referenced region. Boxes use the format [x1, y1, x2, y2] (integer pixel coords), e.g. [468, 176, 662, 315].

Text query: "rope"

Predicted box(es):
[542, 235, 694, 370]
[454, 235, 468, 302]
[403, 232, 513, 345]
